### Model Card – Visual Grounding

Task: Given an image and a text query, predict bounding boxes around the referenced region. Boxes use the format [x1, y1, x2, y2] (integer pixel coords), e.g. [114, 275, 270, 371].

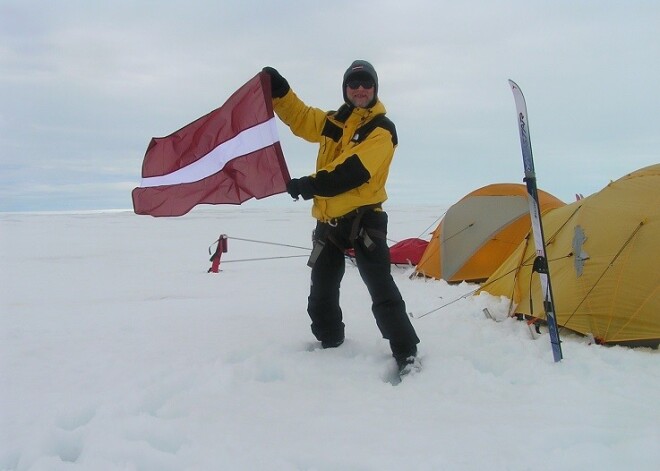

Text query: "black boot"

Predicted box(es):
[392, 343, 420, 376]
[395, 354, 421, 376]
[321, 337, 345, 349]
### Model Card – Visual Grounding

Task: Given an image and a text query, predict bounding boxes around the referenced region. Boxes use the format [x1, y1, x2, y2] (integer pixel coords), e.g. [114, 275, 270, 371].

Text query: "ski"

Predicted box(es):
[508, 80, 563, 362]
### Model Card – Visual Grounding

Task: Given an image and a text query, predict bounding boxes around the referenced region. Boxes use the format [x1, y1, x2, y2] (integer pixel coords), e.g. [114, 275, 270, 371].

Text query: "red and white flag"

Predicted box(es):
[132, 72, 290, 217]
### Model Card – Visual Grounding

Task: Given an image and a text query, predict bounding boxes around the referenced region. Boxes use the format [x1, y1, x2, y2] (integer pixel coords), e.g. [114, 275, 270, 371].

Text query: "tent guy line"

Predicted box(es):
[210, 235, 312, 253]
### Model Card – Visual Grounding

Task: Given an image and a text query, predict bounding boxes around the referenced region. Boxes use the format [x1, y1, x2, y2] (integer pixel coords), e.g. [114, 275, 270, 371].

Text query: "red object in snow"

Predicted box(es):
[208, 235, 229, 273]
[388, 238, 429, 265]
[345, 238, 429, 265]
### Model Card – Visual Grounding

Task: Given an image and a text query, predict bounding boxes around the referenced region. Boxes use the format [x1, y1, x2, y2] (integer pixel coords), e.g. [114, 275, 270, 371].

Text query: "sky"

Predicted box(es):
[1, 0, 659, 212]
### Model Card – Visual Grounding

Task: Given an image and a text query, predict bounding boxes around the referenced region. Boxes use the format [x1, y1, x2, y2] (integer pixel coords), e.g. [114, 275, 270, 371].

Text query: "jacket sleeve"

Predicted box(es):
[273, 90, 328, 143]
[298, 126, 395, 199]
[297, 155, 370, 199]
[344, 126, 396, 177]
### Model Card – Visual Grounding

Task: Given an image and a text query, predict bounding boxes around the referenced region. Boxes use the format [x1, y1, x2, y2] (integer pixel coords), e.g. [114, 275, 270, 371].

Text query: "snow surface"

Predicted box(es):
[1, 206, 659, 471]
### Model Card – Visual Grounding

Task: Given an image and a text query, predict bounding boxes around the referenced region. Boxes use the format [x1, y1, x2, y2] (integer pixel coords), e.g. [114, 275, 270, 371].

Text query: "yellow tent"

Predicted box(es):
[480, 164, 660, 346]
[415, 183, 565, 282]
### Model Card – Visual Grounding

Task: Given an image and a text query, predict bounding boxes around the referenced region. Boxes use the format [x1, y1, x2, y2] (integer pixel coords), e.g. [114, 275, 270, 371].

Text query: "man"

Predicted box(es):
[263, 60, 420, 375]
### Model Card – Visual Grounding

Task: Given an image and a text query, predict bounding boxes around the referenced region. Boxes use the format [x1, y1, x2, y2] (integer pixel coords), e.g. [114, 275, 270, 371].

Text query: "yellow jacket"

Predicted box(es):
[273, 89, 397, 222]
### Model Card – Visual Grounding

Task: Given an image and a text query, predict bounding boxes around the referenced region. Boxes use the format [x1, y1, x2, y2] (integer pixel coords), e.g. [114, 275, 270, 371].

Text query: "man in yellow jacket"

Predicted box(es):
[263, 61, 420, 375]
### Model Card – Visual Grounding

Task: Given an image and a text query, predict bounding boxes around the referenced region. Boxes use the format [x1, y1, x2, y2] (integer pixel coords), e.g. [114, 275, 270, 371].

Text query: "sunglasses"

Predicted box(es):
[347, 80, 374, 90]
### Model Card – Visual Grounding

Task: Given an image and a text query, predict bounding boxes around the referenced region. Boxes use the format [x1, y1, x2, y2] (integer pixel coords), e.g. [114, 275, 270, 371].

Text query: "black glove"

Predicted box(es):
[286, 177, 314, 200]
[262, 67, 290, 99]
[286, 178, 302, 200]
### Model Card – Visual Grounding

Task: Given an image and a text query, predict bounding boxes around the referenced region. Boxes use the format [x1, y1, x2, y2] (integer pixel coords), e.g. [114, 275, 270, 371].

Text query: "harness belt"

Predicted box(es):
[307, 203, 385, 267]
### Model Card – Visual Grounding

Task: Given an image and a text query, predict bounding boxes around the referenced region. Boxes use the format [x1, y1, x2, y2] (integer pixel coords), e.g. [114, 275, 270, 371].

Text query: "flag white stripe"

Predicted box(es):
[139, 117, 279, 188]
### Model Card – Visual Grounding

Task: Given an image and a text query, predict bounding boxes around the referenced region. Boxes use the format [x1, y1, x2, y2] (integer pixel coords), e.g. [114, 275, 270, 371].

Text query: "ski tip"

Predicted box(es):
[508, 79, 519, 90]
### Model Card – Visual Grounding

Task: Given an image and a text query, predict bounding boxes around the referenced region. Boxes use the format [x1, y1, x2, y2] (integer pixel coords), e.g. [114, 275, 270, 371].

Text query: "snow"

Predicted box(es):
[1, 205, 659, 471]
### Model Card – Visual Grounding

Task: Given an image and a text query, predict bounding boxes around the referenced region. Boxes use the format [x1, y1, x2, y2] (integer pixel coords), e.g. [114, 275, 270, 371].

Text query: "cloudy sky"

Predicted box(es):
[1, 0, 658, 212]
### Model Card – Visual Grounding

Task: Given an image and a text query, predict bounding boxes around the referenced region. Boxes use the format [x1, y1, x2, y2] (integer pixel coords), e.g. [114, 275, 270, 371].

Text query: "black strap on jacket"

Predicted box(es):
[321, 110, 397, 147]
[351, 115, 398, 146]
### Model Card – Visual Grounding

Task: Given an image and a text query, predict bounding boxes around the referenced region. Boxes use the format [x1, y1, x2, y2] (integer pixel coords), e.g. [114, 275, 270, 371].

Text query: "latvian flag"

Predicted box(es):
[132, 72, 290, 217]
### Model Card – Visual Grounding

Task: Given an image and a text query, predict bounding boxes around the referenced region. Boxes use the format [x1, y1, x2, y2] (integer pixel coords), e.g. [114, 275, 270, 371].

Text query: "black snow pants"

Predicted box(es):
[307, 208, 419, 358]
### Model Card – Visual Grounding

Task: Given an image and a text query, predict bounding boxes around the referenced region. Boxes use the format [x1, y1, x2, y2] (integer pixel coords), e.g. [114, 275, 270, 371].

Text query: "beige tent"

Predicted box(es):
[415, 183, 565, 282]
[480, 164, 660, 346]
